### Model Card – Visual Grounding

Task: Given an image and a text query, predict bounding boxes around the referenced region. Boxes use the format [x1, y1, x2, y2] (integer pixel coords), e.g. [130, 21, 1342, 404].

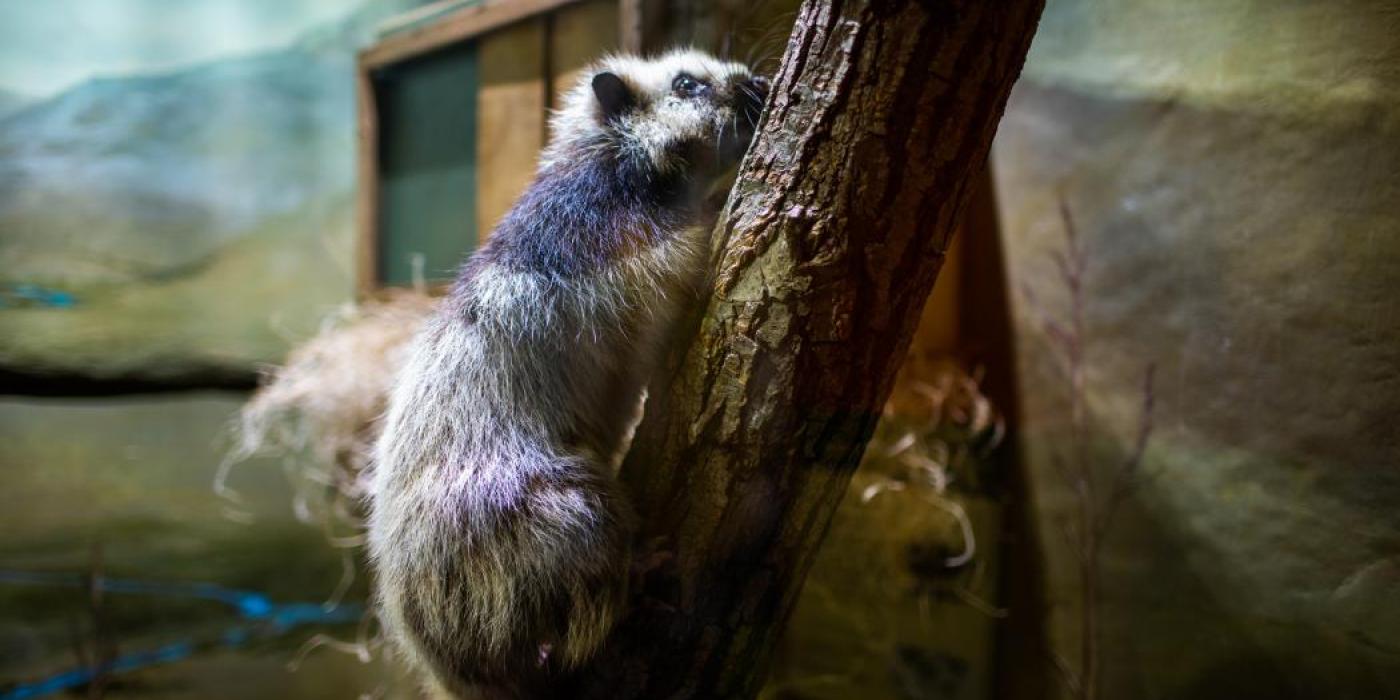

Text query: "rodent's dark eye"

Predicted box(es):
[672, 74, 702, 97]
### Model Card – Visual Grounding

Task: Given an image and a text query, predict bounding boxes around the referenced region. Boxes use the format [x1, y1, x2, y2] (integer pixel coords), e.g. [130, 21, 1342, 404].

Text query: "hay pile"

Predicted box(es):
[218, 291, 1007, 693]
[765, 360, 1006, 700]
[221, 289, 436, 539]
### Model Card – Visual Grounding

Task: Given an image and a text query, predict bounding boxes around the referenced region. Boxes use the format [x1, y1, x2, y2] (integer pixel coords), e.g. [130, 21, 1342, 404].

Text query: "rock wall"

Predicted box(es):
[0, 0, 421, 386]
[992, 1, 1400, 697]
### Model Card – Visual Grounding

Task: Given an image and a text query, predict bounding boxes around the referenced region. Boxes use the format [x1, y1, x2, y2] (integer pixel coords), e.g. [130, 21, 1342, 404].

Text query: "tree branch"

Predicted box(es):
[568, 1, 1043, 696]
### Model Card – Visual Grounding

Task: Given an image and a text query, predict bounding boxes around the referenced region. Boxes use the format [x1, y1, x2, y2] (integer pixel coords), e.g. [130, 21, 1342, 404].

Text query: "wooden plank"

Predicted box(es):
[362, 0, 586, 69]
[618, 0, 643, 54]
[476, 19, 548, 238]
[548, 0, 619, 120]
[354, 60, 381, 298]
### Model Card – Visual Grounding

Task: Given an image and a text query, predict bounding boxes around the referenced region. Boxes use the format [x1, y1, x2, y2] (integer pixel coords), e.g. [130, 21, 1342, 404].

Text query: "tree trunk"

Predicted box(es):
[570, 0, 1043, 697]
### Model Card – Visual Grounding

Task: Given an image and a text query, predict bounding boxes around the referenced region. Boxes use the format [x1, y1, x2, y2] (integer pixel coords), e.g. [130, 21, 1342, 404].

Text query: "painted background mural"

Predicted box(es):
[0, 0, 425, 384]
[0, 2, 425, 697]
[993, 1, 1400, 697]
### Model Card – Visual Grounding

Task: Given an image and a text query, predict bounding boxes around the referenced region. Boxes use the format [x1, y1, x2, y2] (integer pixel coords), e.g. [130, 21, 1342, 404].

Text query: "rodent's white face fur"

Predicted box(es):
[542, 49, 767, 173]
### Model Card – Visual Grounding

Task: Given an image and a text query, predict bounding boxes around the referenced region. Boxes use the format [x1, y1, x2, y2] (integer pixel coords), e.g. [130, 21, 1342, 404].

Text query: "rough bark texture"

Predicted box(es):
[569, 1, 1043, 697]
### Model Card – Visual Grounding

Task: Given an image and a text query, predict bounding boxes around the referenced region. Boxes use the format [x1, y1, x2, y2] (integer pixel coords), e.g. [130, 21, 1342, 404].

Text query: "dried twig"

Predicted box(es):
[1024, 195, 1157, 700]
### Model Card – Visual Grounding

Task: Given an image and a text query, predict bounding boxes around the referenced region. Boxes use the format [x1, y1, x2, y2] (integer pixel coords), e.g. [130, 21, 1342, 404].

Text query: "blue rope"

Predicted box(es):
[0, 570, 364, 700]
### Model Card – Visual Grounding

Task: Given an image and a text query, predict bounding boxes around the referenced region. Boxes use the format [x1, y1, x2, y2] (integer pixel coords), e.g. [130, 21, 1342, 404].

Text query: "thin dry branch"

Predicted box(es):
[1023, 195, 1158, 700]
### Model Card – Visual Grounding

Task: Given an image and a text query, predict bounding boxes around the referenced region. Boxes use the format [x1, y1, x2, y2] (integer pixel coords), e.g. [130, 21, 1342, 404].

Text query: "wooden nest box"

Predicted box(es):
[355, 0, 643, 296]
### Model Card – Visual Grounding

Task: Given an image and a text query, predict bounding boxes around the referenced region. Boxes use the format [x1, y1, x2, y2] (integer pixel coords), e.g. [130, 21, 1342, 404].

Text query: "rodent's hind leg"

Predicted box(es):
[524, 455, 633, 671]
[558, 549, 629, 668]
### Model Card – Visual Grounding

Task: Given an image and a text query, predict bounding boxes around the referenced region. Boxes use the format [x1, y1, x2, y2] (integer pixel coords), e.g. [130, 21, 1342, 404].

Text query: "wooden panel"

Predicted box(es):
[374, 42, 479, 287]
[618, 0, 643, 54]
[549, 0, 620, 112]
[475, 19, 548, 238]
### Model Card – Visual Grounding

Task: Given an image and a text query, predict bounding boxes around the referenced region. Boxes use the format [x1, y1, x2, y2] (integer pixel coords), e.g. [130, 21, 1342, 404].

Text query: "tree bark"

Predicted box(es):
[570, 1, 1043, 697]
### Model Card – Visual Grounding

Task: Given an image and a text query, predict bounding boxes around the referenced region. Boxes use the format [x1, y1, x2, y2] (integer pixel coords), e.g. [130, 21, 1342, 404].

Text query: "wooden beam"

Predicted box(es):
[360, 0, 588, 69]
[375, 0, 478, 37]
[354, 60, 381, 299]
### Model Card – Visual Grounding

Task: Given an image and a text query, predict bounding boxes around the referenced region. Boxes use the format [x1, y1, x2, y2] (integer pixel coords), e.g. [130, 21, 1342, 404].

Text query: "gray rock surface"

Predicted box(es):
[0, 0, 421, 384]
[993, 0, 1400, 696]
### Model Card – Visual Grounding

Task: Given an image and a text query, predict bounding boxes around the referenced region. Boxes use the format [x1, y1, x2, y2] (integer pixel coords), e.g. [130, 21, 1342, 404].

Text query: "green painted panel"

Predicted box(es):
[374, 43, 478, 287]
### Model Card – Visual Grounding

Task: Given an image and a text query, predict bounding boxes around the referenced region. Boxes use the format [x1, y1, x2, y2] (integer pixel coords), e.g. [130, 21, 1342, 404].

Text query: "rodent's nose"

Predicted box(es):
[736, 75, 770, 118]
[747, 75, 771, 98]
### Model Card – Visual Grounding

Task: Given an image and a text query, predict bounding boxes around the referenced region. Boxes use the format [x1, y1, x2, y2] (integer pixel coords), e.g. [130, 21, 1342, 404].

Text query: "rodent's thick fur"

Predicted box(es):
[367, 50, 767, 697]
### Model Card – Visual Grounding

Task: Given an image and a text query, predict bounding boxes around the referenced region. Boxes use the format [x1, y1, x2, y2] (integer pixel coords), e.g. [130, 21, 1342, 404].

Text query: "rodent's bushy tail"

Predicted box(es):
[373, 449, 634, 699]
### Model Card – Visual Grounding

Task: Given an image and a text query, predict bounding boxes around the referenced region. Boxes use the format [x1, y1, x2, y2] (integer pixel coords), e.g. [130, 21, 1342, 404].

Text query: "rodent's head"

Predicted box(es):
[543, 49, 769, 176]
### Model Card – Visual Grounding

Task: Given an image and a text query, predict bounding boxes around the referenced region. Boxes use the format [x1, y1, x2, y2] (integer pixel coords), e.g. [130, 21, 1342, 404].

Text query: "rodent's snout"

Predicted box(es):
[735, 75, 770, 129]
[738, 75, 770, 104]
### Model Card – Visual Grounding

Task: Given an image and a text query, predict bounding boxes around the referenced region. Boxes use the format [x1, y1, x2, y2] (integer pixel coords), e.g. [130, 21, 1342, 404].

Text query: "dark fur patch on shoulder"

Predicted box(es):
[465, 139, 692, 279]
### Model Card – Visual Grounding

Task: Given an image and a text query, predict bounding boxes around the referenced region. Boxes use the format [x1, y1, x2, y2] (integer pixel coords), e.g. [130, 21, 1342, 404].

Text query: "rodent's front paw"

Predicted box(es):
[630, 536, 680, 613]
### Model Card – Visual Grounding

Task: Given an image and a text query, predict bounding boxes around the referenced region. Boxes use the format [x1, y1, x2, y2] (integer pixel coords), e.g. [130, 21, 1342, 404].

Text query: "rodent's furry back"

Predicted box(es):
[367, 49, 765, 698]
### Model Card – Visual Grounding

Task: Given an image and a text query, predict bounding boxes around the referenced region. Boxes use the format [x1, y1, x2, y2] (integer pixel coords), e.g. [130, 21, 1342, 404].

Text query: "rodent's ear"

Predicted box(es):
[591, 71, 633, 121]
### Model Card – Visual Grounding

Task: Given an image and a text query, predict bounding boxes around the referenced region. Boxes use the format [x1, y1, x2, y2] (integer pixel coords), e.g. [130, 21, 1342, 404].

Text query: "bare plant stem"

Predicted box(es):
[1060, 199, 1099, 700]
[1029, 196, 1156, 700]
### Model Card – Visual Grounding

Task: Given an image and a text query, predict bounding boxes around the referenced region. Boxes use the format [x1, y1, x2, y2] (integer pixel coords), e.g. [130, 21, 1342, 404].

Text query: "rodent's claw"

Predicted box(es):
[630, 536, 676, 577]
